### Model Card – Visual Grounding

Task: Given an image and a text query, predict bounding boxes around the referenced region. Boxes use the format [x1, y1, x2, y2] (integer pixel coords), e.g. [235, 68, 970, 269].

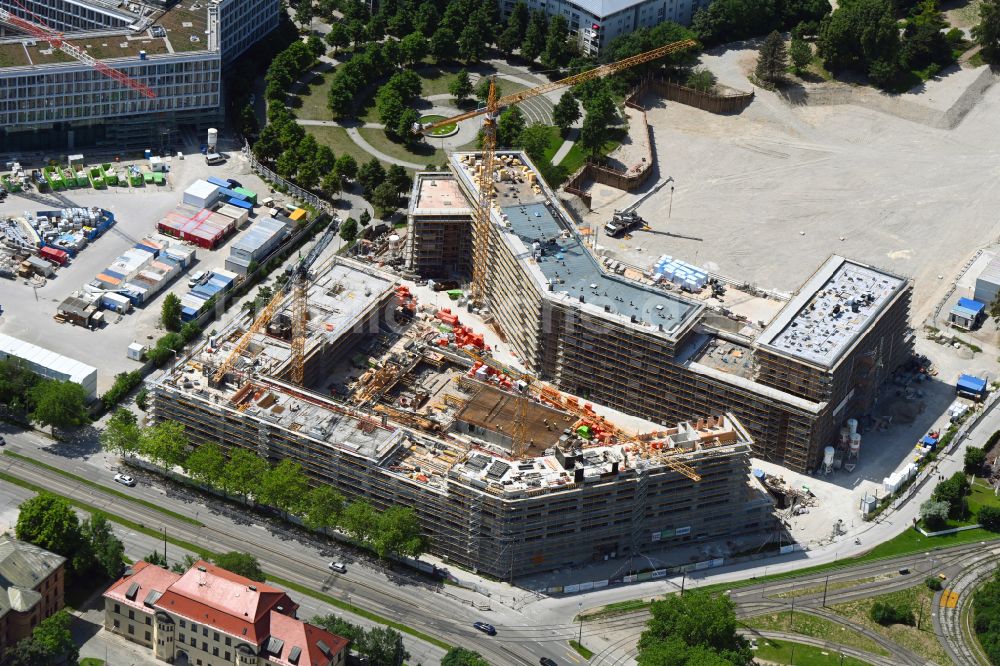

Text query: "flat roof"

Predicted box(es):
[0, 332, 97, 389]
[755, 256, 907, 368]
[409, 173, 473, 215]
[449, 151, 700, 336]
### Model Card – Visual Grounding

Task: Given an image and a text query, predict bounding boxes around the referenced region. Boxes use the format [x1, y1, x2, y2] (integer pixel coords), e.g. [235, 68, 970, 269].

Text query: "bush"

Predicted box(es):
[101, 370, 143, 410]
[925, 577, 943, 591]
[966, 446, 988, 474]
[869, 601, 914, 626]
[980, 505, 1000, 531]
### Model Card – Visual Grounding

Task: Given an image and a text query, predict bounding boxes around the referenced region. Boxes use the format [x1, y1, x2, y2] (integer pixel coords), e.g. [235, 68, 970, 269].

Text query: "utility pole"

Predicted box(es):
[162, 526, 167, 564]
[790, 597, 795, 632]
[917, 599, 924, 630]
[577, 601, 583, 644]
[822, 574, 830, 607]
[668, 186, 675, 219]
[680, 571, 686, 595]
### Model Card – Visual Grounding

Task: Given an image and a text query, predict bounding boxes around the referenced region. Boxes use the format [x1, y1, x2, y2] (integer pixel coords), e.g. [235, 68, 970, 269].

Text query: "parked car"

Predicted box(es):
[898, 568, 910, 575]
[0, 436, 6, 446]
[328, 562, 346, 574]
[472, 622, 496, 636]
[114, 473, 136, 487]
[540, 658, 558, 666]
[187, 270, 208, 288]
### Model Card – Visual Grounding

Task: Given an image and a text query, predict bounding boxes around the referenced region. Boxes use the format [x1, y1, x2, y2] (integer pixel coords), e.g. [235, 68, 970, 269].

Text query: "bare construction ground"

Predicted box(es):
[583, 47, 1000, 319]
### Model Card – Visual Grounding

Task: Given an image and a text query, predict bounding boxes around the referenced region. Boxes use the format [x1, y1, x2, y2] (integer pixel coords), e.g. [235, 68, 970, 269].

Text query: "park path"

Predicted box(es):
[552, 127, 579, 165]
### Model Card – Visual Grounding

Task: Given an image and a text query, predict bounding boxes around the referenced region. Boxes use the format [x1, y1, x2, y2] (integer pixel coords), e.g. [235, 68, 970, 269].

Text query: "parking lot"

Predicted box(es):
[0, 152, 279, 394]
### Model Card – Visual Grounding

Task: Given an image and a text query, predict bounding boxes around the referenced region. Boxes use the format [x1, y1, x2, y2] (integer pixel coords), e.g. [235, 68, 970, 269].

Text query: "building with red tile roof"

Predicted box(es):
[104, 560, 346, 666]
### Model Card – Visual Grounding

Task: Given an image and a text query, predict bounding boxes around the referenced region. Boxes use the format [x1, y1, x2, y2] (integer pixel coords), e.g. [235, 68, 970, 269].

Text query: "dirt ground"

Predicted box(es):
[582, 47, 1000, 321]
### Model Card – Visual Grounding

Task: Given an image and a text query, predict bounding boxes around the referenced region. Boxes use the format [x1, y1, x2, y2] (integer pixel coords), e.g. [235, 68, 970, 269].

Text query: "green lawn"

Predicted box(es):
[742, 610, 889, 656]
[569, 640, 594, 659]
[754, 638, 872, 666]
[80, 659, 106, 666]
[420, 115, 457, 136]
[357, 127, 476, 169]
[828, 585, 948, 666]
[303, 126, 380, 168]
[294, 70, 335, 121]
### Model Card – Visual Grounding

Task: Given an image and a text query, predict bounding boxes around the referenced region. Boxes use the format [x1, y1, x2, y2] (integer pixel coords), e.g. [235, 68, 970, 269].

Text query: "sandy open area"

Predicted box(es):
[582, 47, 1000, 320]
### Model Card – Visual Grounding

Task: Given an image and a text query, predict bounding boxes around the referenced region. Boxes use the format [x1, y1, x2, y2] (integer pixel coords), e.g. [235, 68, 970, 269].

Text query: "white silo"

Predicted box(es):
[207, 128, 218, 152]
[849, 433, 861, 459]
[822, 446, 835, 474]
[847, 418, 858, 436]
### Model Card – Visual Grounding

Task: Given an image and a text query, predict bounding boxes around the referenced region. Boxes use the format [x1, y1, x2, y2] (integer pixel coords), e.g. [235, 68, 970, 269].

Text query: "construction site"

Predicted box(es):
[406, 150, 914, 475]
[149, 247, 776, 579]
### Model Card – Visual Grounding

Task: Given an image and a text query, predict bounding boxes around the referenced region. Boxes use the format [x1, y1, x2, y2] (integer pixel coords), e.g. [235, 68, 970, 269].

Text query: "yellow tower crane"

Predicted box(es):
[414, 38, 698, 308]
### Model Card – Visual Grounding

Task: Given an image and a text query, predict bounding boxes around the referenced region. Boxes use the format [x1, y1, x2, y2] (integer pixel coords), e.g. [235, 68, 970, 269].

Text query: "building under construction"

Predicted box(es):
[406, 152, 914, 473]
[149, 256, 774, 579]
[0, 0, 279, 150]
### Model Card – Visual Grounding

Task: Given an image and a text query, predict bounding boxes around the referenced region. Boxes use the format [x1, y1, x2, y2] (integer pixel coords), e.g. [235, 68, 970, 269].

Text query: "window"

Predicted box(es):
[128, 610, 135, 620]
[225, 652, 230, 660]
[146, 617, 152, 625]
[225, 637, 231, 646]
[180, 634, 186, 643]
[114, 603, 120, 613]
[214, 632, 219, 641]
[202, 642, 208, 652]
[180, 619, 187, 628]
[213, 647, 219, 656]
[203, 627, 208, 637]
[192, 623, 198, 632]
[128, 625, 134, 635]
[113, 619, 120, 629]
[190, 637, 196, 647]
[145, 631, 151, 641]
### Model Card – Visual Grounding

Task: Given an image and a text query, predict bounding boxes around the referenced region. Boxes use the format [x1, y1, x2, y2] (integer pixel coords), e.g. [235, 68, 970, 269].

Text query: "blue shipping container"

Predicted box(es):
[104, 269, 125, 281]
[227, 198, 253, 210]
[206, 176, 230, 188]
[217, 187, 247, 201]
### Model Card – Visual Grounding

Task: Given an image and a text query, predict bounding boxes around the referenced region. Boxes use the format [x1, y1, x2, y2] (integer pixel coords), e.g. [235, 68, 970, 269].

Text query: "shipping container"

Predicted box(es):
[232, 187, 257, 204]
[288, 208, 307, 223]
[39, 246, 69, 266]
[206, 176, 230, 188]
[227, 198, 253, 211]
[101, 292, 132, 313]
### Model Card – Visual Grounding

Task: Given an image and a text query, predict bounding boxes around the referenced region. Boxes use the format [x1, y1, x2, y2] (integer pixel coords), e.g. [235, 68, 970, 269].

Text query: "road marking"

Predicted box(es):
[564, 646, 583, 663]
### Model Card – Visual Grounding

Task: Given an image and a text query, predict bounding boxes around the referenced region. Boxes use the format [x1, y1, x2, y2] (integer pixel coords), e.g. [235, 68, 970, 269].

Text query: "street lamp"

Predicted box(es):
[577, 601, 583, 644]
[668, 186, 675, 219]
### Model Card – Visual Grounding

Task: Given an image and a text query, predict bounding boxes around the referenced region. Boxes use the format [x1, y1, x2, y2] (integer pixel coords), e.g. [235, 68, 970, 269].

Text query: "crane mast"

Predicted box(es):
[0, 0, 156, 98]
[470, 78, 498, 306]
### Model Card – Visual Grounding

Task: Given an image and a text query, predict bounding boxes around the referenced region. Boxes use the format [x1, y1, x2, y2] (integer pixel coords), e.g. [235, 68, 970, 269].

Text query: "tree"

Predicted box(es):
[336, 154, 359, 181]
[372, 181, 401, 215]
[377, 88, 406, 140]
[81, 511, 124, 578]
[521, 11, 547, 62]
[920, 498, 950, 530]
[932, 472, 971, 519]
[16, 494, 86, 570]
[475, 76, 501, 103]
[518, 123, 551, 163]
[756, 30, 788, 83]
[400, 31, 428, 64]
[101, 408, 141, 458]
[161, 292, 182, 331]
[870, 601, 914, 626]
[552, 91, 581, 135]
[975, 0, 1000, 63]
[259, 459, 310, 516]
[312, 615, 365, 645]
[637, 590, 753, 665]
[396, 108, 421, 144]
[818, 0, 901, 87]
[339, 217, 359, 244]
[449, 69, 473, 104]
[358, 158, 387, 195]
[0, 358, 40, 415]
[414, 1, 439, 37]
[223, 448, 269, 503]
[441, 647, 491, 666]
[497, 105, 526, 148]
[901, 0, 952, 72]
[321, 170, 343, 198]
[789, 35, 812, 73]
[140, 420, 188, 472]
[498, 24, 522, 56]
[686, 67, 717, 92]
[359, 210, 372, 228]
[541, 14, 571, 69]
[302, 485, 345, 531]
[579, 93, 617, 158]
[980, 505, 1000, 531]
[17, 610, 78, 666]
[430, 26, 457, 60]
[373, 506, 425, 557]
[185, 442, 227, 486]
[356, 626, 409, 666]
[966, 446, 987, 474]
[28, 380, 89, 430]
[341, 500, 379, 543]
[458, 14, 490, 63]
[387, 164, 410, 194]
[214, 551, 266, 582]
[326, 22, 350, 53]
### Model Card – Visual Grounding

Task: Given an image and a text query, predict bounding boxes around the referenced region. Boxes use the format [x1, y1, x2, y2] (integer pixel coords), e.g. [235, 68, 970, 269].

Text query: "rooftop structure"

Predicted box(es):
[410, 173, 473, 215]
[756, 256, 908, 368]
[0, 332, 98, 397]
[104, 560, 347, 666]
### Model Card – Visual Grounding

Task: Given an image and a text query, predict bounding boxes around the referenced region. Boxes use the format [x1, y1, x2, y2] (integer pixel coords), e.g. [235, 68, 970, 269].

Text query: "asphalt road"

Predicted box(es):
[0, 430, 577, 666]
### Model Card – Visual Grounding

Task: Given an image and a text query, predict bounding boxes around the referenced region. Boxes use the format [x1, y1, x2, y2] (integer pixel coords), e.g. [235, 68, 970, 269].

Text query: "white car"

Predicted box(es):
[328, 562, 346, 573]
[114, 473, 136, 487]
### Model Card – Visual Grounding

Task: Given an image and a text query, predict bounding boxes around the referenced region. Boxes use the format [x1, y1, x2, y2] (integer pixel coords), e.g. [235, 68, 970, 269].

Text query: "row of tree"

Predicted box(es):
[312, 614, 409, 666]
[0, 357, 89, 430]
[101, 410, 426, 558]
[692, 0, 830, 46]
[974, 567, 1000, 664]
